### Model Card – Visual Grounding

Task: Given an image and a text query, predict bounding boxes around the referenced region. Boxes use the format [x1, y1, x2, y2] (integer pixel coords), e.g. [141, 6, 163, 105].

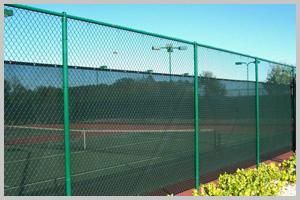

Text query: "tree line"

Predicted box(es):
[4, 64, 293, 125]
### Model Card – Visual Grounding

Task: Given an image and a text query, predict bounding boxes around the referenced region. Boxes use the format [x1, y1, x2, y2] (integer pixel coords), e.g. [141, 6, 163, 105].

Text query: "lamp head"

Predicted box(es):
[152, 46, 161, 50]
[235, 62, 244, 65]
[178, 46, 188, 50]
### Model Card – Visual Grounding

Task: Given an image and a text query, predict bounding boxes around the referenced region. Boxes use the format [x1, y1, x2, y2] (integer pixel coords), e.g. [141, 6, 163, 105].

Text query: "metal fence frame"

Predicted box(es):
[4, 4, 296, 196]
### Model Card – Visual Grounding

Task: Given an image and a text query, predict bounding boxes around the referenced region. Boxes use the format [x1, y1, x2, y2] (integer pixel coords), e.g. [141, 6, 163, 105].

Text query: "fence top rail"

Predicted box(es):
[5, 4, 296, 69]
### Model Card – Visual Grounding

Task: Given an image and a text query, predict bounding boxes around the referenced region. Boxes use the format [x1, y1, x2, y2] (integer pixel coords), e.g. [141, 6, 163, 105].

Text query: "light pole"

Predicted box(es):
[152, 44, 187, 81]
[235, 60, 260, 96]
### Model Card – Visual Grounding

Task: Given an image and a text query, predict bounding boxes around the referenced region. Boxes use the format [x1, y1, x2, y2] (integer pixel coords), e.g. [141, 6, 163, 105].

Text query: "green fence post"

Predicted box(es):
[255, 58, 260, 168]
[194, 42, 199, 190]
[291, 67, 296, 152]
[62, 11, 72, 196]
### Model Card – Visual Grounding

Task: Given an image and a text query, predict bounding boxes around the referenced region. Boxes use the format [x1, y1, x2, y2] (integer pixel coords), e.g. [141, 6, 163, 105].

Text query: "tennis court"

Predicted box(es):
[5, 125, 196, 195]
[4, 124, 266, 195]
[4, 4, 295, 196]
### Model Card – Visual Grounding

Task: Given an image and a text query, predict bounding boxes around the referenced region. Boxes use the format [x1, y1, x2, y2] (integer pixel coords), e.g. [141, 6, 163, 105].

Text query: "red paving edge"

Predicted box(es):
[176, 151, 294, 196]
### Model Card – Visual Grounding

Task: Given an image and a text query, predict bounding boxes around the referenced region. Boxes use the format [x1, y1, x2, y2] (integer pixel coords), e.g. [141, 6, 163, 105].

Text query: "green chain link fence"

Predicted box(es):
[4, 4, 296, 196]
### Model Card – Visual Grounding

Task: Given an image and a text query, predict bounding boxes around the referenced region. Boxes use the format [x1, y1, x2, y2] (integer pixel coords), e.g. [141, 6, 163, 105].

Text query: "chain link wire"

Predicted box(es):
[197, 46, 257, 180]
[4, 6, 65, 195]
[4, 5, 295, 196]
[258, 61, 294, 160]
[67, 18, 195, 195]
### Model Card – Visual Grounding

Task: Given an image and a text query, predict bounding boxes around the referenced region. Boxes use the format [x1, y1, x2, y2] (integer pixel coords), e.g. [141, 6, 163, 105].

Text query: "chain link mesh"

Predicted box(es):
[4, 5, 295, 196]
[4, 6, 65, 195]
[67, 18, 195, 195]
[197, 46, 257, 180]
[258, 61, 294, 160]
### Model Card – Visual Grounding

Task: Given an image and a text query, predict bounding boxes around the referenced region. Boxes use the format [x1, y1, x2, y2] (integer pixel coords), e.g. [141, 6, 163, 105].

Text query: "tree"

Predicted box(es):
[201, 71, 215, 79]
[266, 65, 292, 85]
[265, 65, 293, 95]
[4, 80, 11, 121]
[4, 79, 11, 102]
[200, 71, 227, 96]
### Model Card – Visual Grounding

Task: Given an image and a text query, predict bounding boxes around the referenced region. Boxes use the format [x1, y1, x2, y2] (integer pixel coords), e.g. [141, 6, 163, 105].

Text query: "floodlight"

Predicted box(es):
[178, 46, 188, 50]
[152, 46, 161, 50]
[235, 62, 244, 65]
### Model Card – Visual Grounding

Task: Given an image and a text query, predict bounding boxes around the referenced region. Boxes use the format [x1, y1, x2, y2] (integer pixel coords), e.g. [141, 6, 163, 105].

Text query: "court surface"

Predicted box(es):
[4, 124, 285, 195]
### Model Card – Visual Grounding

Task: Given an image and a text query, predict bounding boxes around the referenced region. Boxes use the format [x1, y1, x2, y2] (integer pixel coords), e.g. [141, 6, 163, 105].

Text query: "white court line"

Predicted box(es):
[5, 125, 197, 133]
[4, 156, 162, 190]
[5, 148, 196, 191]
[5, 138, 164, 164]
[6, 126, 214, 164]
[5, 125, 67, 132]
[6, 125, 214, 133]
[72, 157, 162, 177]
[5, 134, 211, 164]
[6, 134, 194, 164]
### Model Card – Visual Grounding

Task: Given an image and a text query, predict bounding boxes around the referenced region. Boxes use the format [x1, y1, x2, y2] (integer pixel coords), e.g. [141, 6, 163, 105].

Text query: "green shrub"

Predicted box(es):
[279, 153, 296, 183]
[193, 154, 296, 196]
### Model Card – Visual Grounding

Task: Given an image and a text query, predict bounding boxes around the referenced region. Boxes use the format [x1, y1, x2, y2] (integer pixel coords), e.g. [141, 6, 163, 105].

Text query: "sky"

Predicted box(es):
[27, 4, 296, 66]
[4, 4, 296, 85]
